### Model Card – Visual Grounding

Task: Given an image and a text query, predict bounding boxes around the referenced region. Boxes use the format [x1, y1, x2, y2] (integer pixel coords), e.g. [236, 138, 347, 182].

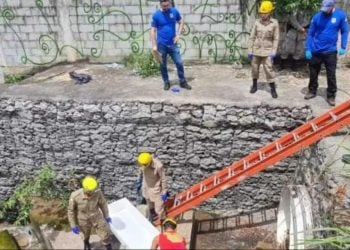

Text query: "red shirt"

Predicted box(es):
[158, 231, 186, 250]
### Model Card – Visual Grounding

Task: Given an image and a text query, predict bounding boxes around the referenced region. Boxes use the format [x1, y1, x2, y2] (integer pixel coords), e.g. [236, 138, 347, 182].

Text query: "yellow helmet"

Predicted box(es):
[163, 217, 177, 226]
[82, 176, 98, 191]
[259, 1, 274, 14]
[138, 153, 152, 167]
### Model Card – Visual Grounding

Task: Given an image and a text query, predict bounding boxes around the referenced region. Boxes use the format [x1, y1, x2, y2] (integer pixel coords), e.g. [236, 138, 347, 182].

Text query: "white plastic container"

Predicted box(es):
[108, 198, 159, 249]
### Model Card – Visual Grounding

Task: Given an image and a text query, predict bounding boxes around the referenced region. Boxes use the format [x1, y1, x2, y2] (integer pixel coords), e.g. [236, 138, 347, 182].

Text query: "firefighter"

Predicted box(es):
[137, 152, 168, 222]
[151, 218, 186, 250]
[247, 0, 280, 98]
[279, 11, 310, 71]
[68, 176, 112, 250]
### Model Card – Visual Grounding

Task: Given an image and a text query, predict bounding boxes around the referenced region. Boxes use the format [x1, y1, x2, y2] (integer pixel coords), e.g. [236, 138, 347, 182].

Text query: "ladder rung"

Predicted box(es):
[259, 151, 265, 161]
[310, 122, 318, 132]
[200, 183, 204, 193]
[228, 169, 235, 177]
[292, 133, 299, 142]
[329, 112, 337, 121]
[175, 198, 181, 206]
[275, 142, 282, 151]
[243, 160, 249, 169]
[214, 176, 219, 185]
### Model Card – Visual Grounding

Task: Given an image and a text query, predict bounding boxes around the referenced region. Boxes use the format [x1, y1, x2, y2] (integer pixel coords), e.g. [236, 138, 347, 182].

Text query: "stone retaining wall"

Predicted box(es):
[0, 97, 312, 212]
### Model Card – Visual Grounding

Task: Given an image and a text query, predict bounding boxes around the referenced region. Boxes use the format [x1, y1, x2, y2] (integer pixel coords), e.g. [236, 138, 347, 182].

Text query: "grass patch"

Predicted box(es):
[123, 52, 160, 77]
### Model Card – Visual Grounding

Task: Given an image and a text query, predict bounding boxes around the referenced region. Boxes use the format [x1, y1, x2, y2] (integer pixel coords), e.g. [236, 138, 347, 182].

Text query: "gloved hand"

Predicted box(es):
[338, 48, 346, 56]
[247, 53, 253, 61]
[305, 50, 312, 60]
[161, 192, 169, 202]
[105, 217, 112, 224]
[72, 226, 80, 235]
[269, 53, 276, 60]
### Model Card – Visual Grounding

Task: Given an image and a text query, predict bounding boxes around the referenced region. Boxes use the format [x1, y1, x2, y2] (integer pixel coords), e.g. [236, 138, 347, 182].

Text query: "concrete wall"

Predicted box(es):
[0, 0, 256, 69]
[0, 97, 313, 212]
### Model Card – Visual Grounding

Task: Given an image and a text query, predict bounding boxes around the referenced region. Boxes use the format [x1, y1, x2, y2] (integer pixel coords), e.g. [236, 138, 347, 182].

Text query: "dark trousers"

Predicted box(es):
[158, 43, 186, 85]
[308, 52, 337, 98]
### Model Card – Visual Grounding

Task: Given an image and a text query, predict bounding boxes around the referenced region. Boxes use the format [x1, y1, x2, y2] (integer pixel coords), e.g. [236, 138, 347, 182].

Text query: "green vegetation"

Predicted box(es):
[4, 74, 27, 84]
[305, 148, 350, 249]
[0, 166, 71, 226]
[123, 52, 160, 77]
[275, 0, 321, 16]
[305, 227, 350, 249]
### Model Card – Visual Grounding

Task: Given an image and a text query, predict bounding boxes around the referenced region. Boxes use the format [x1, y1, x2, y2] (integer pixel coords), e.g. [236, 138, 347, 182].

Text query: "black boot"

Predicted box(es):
[269, 82, 278, 98]
[250, 79, 258, 94]
[84, 240, 91, 250]
[291, 59, 298, 71]
[279, 59, 287, 70]
[105, 244, 112, 250]
[148, 208, 157, 222]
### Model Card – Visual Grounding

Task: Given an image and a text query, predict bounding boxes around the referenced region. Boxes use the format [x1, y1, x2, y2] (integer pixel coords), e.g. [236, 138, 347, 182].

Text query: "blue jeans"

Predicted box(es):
[157, 43, 186, 85]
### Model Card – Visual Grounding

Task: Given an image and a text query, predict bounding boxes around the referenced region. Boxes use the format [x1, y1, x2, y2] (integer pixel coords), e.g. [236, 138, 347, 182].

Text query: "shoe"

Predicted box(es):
[250, 79, 258, 94]
[84, 240, 91, 250]
[163, 82, 170, 91]
[180, 82, 192, 90]
[269, 82, 278, 98]
[304, 92, 316, 100]
[279, 59, 286, 71]
[291, 59, 298, 72]
[327, 97, 335, 106]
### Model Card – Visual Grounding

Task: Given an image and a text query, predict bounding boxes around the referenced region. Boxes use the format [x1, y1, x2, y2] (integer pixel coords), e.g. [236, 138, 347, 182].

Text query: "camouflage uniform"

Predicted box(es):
[280, 12, 310, 60]
[68, 188, 111, 245]
[139, 157, 167, 219]
[249, 18, 280, 82]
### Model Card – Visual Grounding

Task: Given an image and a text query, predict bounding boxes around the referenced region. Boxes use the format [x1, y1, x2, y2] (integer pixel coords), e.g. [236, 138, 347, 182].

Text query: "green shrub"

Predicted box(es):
[124, 52, 160, 77]
[4, 74, 27, 84]
[0, 165, 71, 226]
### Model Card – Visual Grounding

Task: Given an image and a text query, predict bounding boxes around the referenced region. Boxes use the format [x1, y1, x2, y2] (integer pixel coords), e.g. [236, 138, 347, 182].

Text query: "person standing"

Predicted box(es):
[279, 11, 310, 71]
[151, 0, 191, 91]
[304, 0, 348, 106]
[248, 1, 280, 98]
[68, 176, 112, 250]
[137, 152, 168, 222]
[151, 218, 186, 250]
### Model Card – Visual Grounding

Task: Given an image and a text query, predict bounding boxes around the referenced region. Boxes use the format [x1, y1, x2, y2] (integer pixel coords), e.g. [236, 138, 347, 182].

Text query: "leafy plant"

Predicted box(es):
[0, 165, 71, 225]
[274, 0, 321, 16]
[305, 227, 350, 249]
[123, 52, 160, 77]
[5, 74, 27, 84]
[304, 147, 350, 249]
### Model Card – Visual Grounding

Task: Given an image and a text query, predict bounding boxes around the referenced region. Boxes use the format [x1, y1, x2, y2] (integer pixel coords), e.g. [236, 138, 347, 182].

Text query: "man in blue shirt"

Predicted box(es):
[151, 0, 191, 91]
[304, 0, 348, 106]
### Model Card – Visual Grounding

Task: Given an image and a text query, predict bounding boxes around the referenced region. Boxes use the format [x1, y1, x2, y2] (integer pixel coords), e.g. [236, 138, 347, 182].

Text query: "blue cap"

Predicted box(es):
[321, 0, 335, 12]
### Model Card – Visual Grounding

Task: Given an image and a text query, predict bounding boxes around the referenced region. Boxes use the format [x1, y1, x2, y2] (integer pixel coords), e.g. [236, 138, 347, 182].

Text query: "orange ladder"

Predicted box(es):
[165, 100, 350, 219]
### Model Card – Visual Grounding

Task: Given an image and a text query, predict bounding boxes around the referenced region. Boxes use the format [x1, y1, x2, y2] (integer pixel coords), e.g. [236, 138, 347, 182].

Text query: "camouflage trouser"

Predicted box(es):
[251, 56, 275, 82]
[79, 218, 111, 245]
[280, 29, 306, 60]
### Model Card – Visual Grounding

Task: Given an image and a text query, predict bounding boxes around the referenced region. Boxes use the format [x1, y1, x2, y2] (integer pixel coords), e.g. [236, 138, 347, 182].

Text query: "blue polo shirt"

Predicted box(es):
[306, 8, 349, 54]
[151, 7, 181, 46]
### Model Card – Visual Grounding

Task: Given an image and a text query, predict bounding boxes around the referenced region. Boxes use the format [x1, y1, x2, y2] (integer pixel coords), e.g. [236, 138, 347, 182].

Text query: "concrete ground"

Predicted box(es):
[0, 62, 350, 117]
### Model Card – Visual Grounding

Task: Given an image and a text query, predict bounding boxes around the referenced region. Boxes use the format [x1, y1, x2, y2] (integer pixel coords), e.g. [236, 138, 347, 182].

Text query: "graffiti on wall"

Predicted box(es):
[0, 0, 257, 66]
